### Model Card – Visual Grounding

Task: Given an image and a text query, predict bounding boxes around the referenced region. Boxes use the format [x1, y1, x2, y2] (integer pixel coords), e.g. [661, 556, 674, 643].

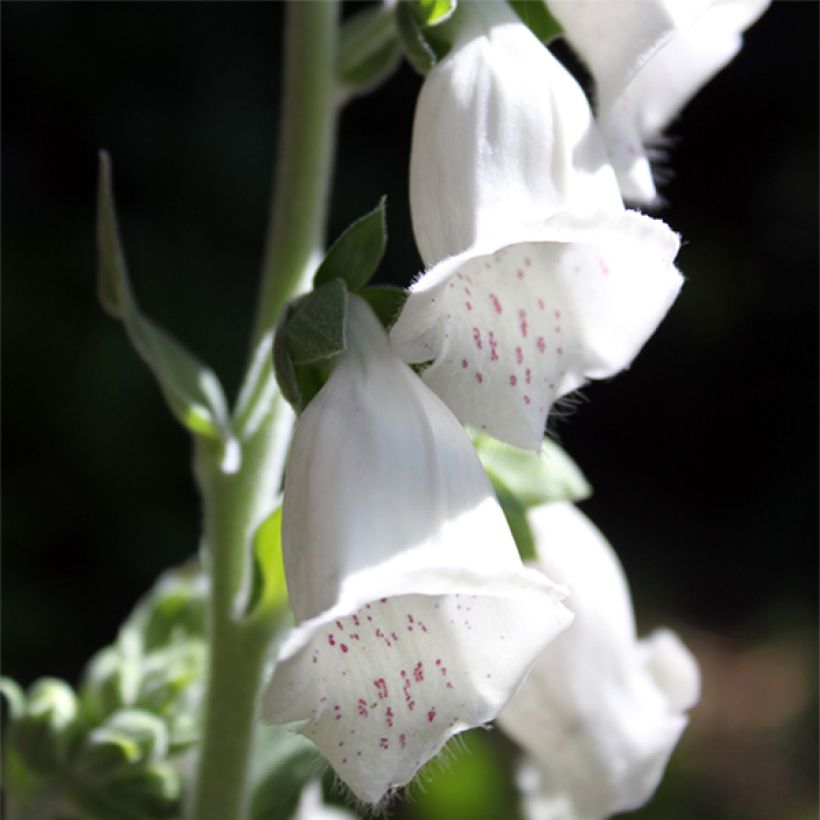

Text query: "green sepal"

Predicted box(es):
[474, 434, 591, 507]
[395, 1, 445, 75]
[362, 284, 407, 329]
[244, 507, 289, 622]
[274, 281, 347, 412]
[338, 5, 402, 97]
[314, 199, 387, 293]
[507, 0, 563, 43]
[285, 279, 348, 364]
[273, 312, 303, 410]
[491, 478, 537, 561]
[74, 709, 168, 782]
[413, 0, 457, 27]
[10, 678, 80, 776]
[96, 152, 236, 461]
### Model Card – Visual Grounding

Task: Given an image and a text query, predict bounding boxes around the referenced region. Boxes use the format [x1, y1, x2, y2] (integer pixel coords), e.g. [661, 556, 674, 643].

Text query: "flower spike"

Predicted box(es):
[498, 503, 700, 820]
[261, 296, 572, 805]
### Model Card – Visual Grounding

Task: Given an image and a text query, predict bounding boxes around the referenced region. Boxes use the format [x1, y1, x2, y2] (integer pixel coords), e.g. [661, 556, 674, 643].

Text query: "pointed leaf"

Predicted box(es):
[395, 1, 439, 74]
[96, 152, 235, 454]
[474, 434, 591, 506]
[414, 0, 457, 27]
[338, 5, 402, 96]
[362, 284, 407, 329]
[245, 507, 289, 622]
[314, 199, 387, 292]
[284, 278, 348, 364]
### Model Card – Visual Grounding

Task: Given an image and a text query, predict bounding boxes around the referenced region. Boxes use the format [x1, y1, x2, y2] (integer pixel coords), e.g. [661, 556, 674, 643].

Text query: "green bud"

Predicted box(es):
[10, 678, 80, 776]
[80, 646, 141, 724]
[74, 708, 168, 782]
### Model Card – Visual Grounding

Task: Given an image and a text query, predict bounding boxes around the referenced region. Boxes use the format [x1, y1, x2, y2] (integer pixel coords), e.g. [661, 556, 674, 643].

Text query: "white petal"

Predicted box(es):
[498, 502, 700, 820]
[548, 0, 683, 107]
[262, 297, 572, 804]
[410, 3, 620, 266]
[554, 0, 770, 203]
[391, 212, 681, 450]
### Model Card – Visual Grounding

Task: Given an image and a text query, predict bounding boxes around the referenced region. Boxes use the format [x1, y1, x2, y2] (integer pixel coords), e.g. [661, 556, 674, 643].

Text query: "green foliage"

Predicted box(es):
[273, 279, 347, 411]
[507, 0, 563, 43]
[474, 434, 590, 561]
[337, 5, 402, 97]
[96, 152, 236, 463]
[361, 284, 408, 330]
[413, 0, 458, 27]
[244, 506, 290, 622]
[395, 0, 453, 75]
[250, 727, 321, 820]
[285, 279, 349, 364]
[2, 564, 209, 818]
[313, 198, 387, 293]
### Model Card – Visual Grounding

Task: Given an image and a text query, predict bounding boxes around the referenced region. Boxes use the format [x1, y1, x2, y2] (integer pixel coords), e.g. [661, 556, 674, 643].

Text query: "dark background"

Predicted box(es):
[3, 3, 817, 819]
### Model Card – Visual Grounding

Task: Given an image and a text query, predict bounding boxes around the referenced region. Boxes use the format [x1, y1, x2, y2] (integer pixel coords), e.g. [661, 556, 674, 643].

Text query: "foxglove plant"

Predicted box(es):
[4, 0, 768, 816]
[498, 503, 700, 820]
[262, 296, 572, 804]
[550, 0, 770, 202]
[390, 1, 683, 450]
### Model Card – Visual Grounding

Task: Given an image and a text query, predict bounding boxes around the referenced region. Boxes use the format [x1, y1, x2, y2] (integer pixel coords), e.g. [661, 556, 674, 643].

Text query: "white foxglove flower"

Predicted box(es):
[550, 0, 770, 202]
[497, 502, 700, 820]
[261, 296, 572, 805]
[391, 3, 682, 450]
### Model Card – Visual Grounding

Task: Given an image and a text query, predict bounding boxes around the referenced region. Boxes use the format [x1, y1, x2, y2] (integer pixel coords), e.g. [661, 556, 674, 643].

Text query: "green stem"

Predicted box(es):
[188, 3, 340, 819]
[252, 0, 341, 350]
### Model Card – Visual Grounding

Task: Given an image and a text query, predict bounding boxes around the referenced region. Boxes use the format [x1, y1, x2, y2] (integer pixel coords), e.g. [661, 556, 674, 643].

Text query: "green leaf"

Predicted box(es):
[474, 434, 591, 507]
[414, 0, 457, 27]
[75, 709, 168, 781]
[314, 198, 387, 292]
[273, 312, 304, 410]
[10, 678, 80, 776]
[103, 762, 181, 818]
[285, 278, 348, 364]
[1, 676, 26, 721]
[80, 646, 140, 724]
[250, 727, 320, 820]
[395, 1, 439, 74]
[362, 284, 407, 329]
[507, 0, 563, 42]
[96, 152, 235, 458]
[338, 5, 402, 96]
[245, 507, 289, 622]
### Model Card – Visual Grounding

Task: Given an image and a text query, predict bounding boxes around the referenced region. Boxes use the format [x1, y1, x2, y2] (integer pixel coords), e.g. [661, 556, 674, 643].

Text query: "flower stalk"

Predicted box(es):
[187, 3, 341, 818]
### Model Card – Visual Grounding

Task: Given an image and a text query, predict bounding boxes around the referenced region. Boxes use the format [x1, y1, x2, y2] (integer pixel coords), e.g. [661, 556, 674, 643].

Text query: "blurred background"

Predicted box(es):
[3, 2, 817, 819]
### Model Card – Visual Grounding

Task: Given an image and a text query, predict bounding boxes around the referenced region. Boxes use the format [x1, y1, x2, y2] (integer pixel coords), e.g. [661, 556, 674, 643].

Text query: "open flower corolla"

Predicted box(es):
[261, 296, 572, 805]
[391, 2, 682, 450]
[497, 502, 700, 820]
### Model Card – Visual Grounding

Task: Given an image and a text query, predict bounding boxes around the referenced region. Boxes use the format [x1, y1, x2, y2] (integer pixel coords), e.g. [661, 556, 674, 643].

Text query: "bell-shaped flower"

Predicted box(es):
[390, 2, 682, 450]
[550, 0, 770, 202]
[497, 502, 700, 820]
[261, 296, 572, 805]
